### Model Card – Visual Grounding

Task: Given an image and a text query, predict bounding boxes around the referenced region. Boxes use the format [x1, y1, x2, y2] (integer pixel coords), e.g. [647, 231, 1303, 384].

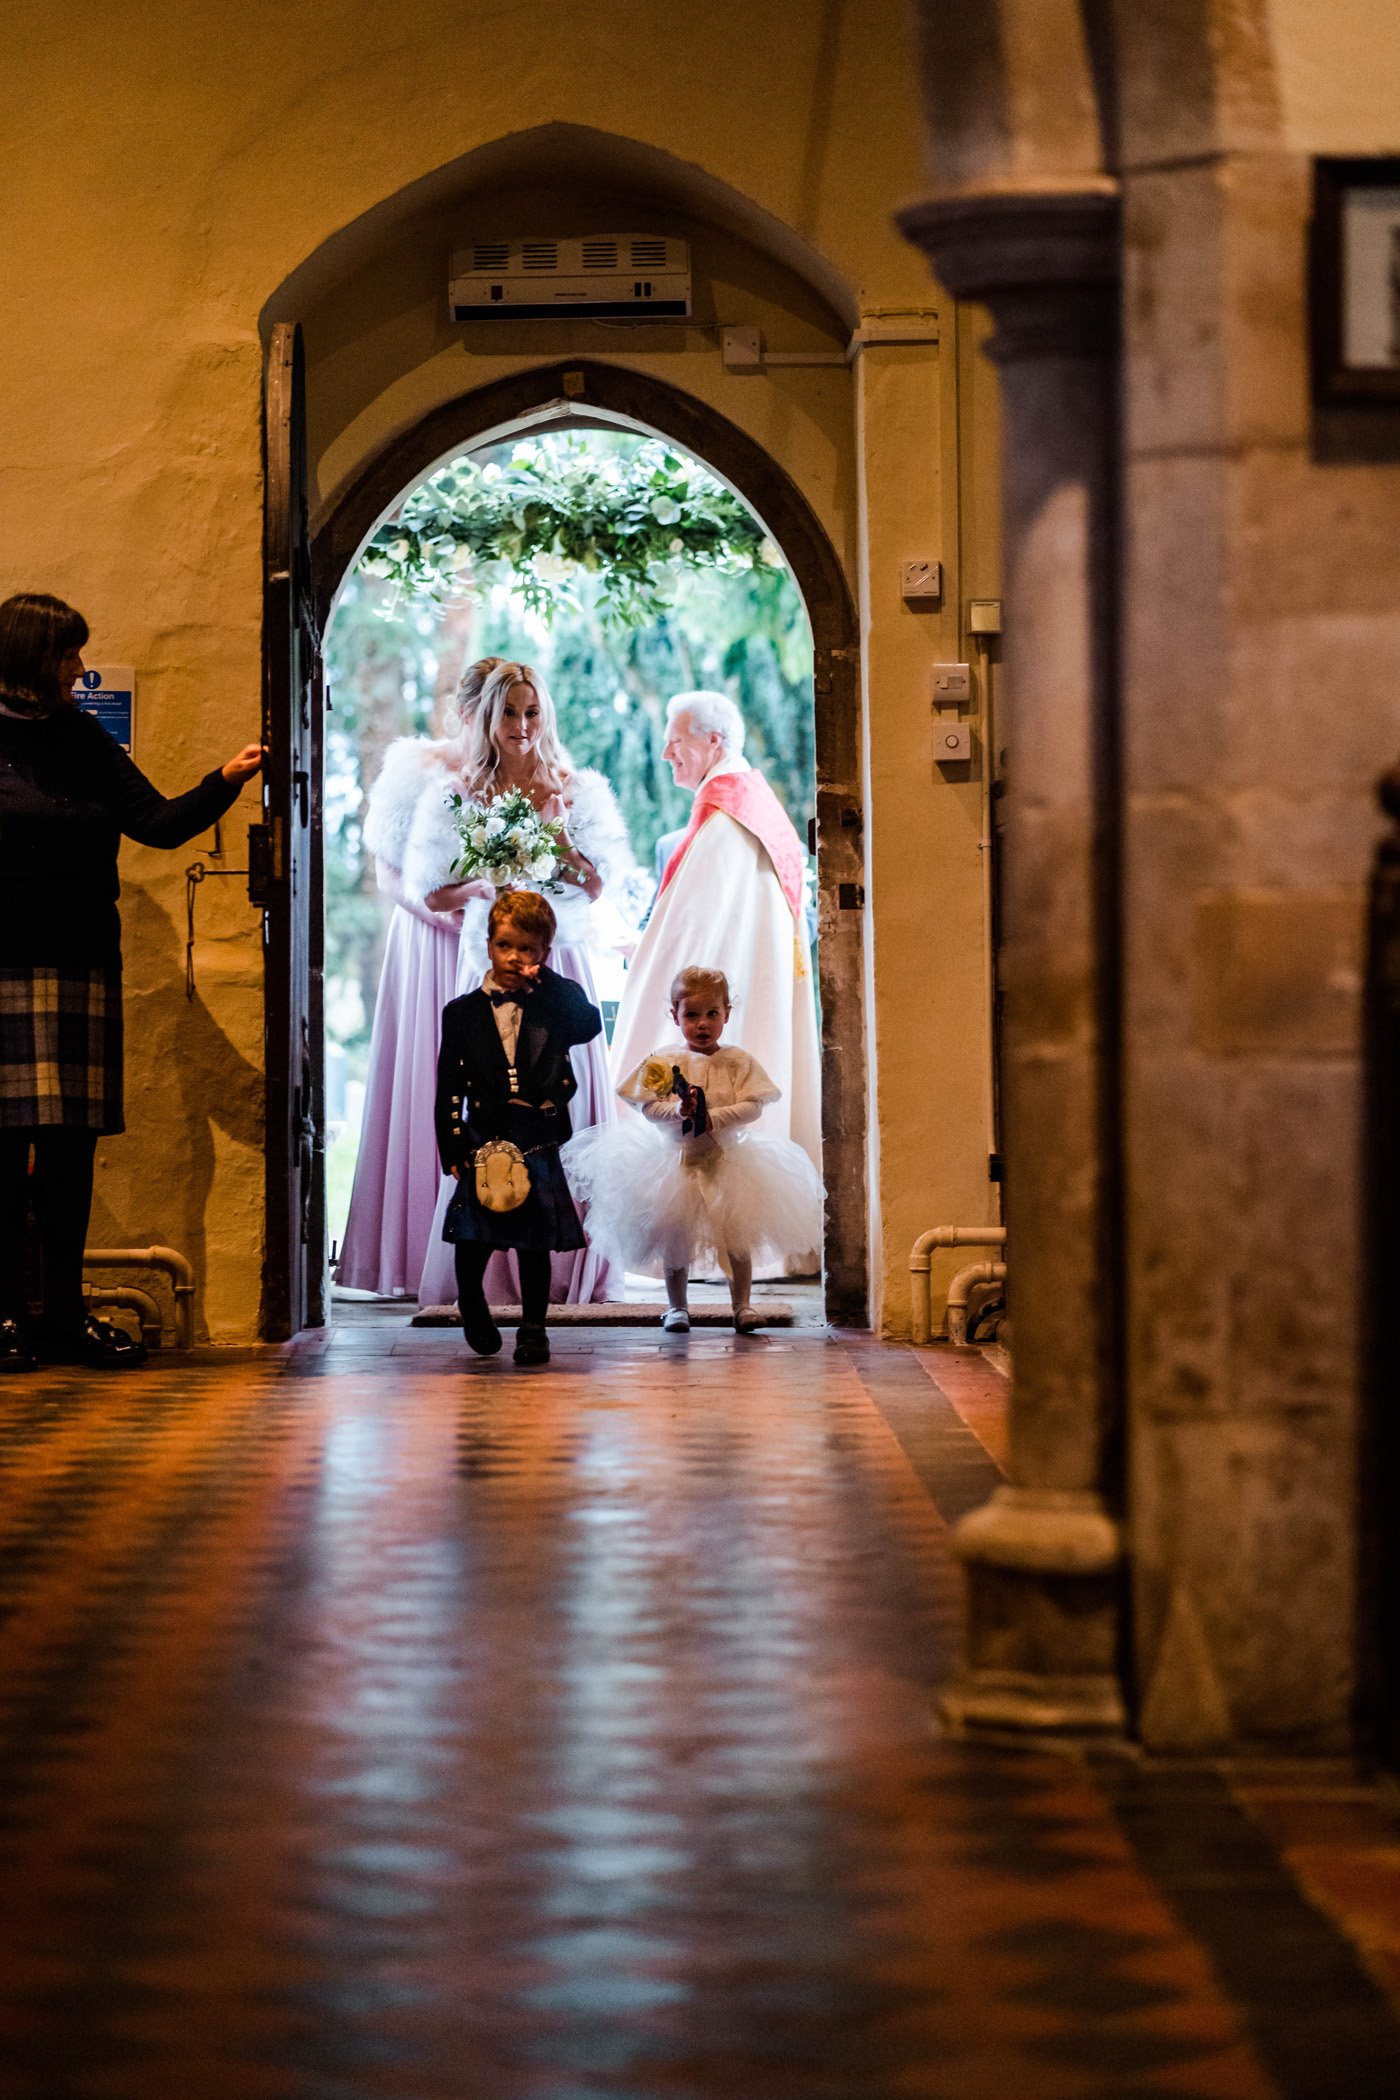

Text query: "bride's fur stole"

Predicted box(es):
[372, 738, 633, 908]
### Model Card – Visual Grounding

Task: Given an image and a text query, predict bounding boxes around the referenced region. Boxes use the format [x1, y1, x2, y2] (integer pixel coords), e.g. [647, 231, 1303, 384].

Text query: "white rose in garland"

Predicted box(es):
[361, 433, 770, 626]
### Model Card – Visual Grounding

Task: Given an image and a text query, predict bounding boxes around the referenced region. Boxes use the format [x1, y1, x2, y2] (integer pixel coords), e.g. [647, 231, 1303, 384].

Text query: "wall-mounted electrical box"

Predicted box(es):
[721, 325, 764, 368]
[901, 560, 942, 601]
[450, 236, 691, 320]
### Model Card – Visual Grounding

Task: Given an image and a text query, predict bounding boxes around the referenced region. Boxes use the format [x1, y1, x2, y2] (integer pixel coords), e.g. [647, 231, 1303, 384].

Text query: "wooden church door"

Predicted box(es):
[257, 320, 326, 1338]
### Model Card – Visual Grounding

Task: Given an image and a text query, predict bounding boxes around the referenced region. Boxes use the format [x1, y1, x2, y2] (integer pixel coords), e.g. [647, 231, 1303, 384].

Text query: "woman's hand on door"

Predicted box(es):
[221, 744, 266, 784]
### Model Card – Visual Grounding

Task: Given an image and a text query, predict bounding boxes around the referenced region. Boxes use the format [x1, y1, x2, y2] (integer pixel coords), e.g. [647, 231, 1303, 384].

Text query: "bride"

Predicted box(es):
[405, 659, 632, 1308]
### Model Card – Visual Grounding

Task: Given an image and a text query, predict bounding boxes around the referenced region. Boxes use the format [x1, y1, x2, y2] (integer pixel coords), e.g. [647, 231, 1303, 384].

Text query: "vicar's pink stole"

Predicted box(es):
[658, 769, 806, 923]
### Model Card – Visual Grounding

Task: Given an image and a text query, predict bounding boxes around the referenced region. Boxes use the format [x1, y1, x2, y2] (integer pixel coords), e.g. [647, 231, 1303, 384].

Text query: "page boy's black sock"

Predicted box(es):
[454, 1242, 502, 1354]
[516, 1250, 550, 1330]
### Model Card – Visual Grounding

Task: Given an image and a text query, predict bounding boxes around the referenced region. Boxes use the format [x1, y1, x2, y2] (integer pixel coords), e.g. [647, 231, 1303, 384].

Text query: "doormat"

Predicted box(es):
[411, 1301, 795, 1328]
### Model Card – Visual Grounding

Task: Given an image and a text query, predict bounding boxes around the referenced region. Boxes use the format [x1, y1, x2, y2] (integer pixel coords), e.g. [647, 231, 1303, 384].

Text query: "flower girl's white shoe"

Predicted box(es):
[661, 1308, 690, 1333]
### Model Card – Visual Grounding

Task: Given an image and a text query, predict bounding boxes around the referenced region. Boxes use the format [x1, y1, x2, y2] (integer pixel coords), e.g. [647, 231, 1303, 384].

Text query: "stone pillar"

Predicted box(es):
[899, 189, 1127, 1734]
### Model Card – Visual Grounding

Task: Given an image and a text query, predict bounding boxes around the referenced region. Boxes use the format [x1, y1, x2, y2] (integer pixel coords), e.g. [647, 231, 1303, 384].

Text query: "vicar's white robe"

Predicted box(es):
[610, 764, 822, 1176]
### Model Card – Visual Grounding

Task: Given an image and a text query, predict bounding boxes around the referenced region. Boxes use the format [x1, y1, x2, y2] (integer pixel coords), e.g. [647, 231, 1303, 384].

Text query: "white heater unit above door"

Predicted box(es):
[449, 236, 691, 320]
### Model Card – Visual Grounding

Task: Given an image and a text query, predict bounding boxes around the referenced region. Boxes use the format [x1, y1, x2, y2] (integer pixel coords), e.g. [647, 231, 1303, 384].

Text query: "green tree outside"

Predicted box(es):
[322, 432, 816, 1238]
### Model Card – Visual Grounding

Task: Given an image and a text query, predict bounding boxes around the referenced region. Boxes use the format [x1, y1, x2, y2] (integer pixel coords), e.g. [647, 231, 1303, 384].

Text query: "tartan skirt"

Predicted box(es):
[0, 965, 125, 1134]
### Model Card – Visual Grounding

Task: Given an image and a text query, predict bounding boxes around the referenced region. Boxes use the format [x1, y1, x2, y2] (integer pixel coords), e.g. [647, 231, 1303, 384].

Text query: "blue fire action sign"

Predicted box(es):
[77, 666, 135, 752]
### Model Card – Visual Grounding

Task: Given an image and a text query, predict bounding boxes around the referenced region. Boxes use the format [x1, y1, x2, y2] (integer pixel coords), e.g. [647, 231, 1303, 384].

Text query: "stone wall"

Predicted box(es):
[1, 0, 1003, 1338]
[1118, 13, 1400, 1749]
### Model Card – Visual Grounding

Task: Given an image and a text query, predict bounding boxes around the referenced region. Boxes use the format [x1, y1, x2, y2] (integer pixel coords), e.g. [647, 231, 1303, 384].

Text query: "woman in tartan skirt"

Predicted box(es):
[0, 594, 263, 1371]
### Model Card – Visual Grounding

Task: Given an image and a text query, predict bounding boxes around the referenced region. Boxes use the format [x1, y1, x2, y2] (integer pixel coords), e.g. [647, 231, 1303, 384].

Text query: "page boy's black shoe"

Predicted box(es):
[459, 1297, 503, 1356]
[34, 1315, 148, 1369]
[0, 1318, 37, 1372]
[513, 1323, 550, 1366]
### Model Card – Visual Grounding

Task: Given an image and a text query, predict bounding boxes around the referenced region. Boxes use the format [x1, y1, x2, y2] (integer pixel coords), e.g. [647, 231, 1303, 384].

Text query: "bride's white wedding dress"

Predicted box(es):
[406, 764, 634, 1308]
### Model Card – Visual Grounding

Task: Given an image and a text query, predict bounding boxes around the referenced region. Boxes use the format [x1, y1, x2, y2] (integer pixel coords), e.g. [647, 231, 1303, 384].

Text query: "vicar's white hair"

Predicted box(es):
[666, 688, 746, 757]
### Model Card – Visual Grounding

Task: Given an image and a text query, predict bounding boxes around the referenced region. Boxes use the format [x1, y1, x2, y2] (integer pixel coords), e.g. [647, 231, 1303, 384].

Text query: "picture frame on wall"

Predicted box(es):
[1312, 157, 1400, 404]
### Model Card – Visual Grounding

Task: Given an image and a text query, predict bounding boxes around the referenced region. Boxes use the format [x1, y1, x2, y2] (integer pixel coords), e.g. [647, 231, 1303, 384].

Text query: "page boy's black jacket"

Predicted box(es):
[434, 967, 603, 1173]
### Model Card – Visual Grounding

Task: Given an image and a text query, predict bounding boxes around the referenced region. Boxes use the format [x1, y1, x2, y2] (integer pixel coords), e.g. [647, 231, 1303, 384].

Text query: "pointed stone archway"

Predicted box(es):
[310, 357, 868, 1325]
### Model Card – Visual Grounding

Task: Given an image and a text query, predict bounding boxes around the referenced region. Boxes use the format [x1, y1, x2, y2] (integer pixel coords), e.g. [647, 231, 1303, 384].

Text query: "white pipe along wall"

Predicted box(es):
[908, 1225, 1007, 1345]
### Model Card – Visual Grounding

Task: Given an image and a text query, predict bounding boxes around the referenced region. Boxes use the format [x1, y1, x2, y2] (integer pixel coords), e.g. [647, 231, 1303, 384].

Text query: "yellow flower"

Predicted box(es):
[640, 1056, 673, 1097]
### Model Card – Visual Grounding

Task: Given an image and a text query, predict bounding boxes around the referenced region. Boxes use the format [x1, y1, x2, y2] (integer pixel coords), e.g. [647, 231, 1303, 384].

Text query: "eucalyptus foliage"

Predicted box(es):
[325, 433, 815, 1075]
[360, 434, 782, 623]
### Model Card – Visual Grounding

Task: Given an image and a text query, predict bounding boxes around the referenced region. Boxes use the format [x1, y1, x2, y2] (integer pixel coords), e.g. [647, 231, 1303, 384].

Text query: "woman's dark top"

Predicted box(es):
[0, 704, 243, 968]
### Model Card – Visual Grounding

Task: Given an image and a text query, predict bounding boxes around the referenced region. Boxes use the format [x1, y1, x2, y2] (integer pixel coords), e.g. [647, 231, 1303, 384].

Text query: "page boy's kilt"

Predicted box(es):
[0, 965, 124, 1133]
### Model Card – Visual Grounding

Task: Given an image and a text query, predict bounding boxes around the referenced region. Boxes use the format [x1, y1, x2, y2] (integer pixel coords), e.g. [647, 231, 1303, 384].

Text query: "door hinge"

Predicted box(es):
[247, 818, 284, 905]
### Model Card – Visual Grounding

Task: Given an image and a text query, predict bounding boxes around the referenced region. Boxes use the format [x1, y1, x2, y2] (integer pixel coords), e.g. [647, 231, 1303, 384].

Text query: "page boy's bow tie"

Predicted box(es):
[488, 986, 529, 1007]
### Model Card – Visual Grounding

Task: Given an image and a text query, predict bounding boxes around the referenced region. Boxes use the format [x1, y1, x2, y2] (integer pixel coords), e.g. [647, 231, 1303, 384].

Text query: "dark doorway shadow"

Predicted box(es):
[93, 883, 265, 1338]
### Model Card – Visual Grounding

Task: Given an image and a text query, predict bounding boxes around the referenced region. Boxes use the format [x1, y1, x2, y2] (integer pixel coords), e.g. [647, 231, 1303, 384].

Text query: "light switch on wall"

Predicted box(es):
[931, 662, 971, 704]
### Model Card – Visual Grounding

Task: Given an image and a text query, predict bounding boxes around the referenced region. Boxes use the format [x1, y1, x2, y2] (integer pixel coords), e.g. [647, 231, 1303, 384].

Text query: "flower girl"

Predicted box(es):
[564, 966, 823, 1333]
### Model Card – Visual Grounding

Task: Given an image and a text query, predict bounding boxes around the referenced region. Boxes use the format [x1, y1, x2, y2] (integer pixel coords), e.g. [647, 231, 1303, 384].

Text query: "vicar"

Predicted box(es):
[611, 691, 821, 1175]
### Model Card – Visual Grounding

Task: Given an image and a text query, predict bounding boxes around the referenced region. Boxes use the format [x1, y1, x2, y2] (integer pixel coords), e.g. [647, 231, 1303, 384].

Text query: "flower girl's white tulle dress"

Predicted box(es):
[564, 1046, 823, 1276]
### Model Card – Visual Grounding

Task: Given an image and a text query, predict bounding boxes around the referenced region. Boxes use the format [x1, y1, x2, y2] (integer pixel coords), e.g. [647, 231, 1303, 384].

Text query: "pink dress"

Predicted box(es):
[405, 764, 634, 1310]
[335, 741, 462, 1295]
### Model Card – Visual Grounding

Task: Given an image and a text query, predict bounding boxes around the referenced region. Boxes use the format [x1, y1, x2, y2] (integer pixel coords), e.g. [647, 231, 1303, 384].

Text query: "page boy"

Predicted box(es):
[435, 890, 602, 1365]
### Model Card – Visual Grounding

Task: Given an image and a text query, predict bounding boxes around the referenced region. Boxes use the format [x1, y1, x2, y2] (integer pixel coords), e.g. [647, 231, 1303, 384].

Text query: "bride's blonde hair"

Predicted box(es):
[434, 654, 502, 748]
[459, 659, 570, 798]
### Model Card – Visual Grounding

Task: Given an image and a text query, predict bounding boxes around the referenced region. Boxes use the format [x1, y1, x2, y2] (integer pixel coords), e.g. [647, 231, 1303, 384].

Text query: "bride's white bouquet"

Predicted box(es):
[445, 785, 564, 892]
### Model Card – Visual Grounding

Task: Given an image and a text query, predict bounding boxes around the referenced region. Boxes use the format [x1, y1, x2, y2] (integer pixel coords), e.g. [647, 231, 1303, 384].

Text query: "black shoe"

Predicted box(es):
[35, 1318, 147, 1369]
[513, 1322, 550, 1366]
[0, 1318, 36, 1373]
[34, 1315, 148, 1369]
[460, 1302, 503, 1357]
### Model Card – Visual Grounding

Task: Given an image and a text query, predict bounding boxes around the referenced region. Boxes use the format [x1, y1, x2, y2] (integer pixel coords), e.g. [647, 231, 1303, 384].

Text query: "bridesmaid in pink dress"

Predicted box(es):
[407, 660, 632, 1309]
[334, 659, 502, 1296]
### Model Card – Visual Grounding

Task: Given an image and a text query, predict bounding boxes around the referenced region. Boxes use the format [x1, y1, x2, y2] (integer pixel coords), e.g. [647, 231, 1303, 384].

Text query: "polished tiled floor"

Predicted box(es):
[0, 1318, 1398, 2097]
